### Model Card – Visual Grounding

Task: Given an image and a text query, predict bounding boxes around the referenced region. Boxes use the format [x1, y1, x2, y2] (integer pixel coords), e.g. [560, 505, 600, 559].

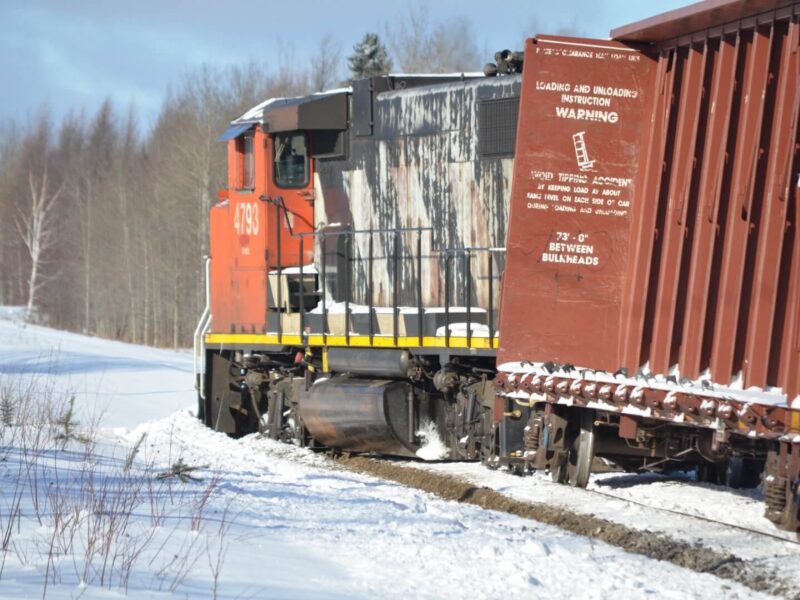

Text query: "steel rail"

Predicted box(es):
[582, 484, 800, 546]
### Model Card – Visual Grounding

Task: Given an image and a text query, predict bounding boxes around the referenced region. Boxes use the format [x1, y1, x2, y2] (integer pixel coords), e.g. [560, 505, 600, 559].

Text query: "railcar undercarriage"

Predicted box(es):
[494, 364, 800, 539]
[199, 344, 800, 541]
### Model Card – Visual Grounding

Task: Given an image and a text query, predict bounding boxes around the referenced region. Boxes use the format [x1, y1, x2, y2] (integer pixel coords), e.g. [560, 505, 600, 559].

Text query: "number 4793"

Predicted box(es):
[233, 202, 260, 235]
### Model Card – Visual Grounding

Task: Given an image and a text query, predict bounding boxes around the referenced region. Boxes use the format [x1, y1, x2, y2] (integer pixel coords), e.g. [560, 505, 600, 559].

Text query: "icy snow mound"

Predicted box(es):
[416, 420, 448, 461]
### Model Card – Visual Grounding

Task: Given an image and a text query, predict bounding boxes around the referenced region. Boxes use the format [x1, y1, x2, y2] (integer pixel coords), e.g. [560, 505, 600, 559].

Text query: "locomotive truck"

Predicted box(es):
[196, 0, 800, 538]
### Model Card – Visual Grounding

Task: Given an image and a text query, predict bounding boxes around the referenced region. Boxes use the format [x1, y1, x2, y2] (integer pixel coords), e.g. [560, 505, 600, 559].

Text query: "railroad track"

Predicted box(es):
[331, 454, 800, 599]
[584, 484, 800, 546]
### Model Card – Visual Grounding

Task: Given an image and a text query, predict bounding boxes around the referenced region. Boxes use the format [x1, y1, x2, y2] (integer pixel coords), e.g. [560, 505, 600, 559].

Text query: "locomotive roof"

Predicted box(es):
[220, 72, 512, 139]
[231, 73, 486, 125]
[612, 0, 797, 42]
[377, 72, 519, 101]
[231, 88, 351, 126]
[219, 88, 350, 140]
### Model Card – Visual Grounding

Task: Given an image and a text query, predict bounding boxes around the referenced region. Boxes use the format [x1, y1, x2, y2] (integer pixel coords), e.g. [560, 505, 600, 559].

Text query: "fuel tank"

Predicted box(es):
[327, 348, 411, 378]
[298, 377, 419, 458]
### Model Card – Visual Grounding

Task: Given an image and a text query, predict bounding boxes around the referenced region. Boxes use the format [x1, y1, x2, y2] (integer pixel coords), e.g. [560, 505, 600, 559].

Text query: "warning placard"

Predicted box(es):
[499, 36, 655, 369]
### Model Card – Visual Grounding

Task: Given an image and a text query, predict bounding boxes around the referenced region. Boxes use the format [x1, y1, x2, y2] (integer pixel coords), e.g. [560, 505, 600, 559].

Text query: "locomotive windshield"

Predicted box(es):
[273, 132, 308, 188]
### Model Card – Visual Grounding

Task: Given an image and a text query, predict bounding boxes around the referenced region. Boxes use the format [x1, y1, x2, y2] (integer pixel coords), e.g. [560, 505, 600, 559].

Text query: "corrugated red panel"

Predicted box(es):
[612, 0, 797, 43]
[620, 10, 800, 394]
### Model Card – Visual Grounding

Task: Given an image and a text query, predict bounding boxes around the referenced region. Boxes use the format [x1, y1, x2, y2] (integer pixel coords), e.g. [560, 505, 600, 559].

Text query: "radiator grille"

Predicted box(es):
[478, 98, 519, 158]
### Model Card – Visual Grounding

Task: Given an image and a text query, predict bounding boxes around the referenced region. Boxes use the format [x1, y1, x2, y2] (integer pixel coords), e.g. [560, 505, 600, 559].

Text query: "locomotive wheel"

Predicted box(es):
[567, 411, 596, 488]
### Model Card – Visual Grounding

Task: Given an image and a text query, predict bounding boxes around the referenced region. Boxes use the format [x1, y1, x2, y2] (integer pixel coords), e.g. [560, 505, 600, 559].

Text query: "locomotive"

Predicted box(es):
[196, 0, 800, 539]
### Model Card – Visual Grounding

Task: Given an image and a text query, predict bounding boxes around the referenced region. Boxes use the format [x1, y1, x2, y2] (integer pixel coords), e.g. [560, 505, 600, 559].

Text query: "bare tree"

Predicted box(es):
[386, 7, 427, 73]
[0, 55, 335, 347]
[386, 5, 481, 73]
[521, 16, 585, 44]
[78, 100, 116, 334]
[310, 34, 342, 92]
[0, 121, 20, 306]
[16, 165, 64, 321]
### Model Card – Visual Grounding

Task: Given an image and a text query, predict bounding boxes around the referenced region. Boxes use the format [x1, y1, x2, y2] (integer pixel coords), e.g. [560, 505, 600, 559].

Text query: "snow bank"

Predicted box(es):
[0, 318, 195, 429]
[0, 321, 778, 599]
[415, 420, 448, 461]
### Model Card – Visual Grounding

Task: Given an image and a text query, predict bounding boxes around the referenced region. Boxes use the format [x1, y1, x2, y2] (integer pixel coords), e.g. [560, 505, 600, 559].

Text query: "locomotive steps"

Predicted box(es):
[334, 455, 799, 599]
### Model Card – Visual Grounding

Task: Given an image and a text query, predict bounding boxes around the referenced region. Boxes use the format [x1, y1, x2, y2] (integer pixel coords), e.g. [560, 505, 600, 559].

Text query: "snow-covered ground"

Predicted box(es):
[0, 312, 195, 428]
[0, 315, 785, 598]
[411, 462, 800, 572]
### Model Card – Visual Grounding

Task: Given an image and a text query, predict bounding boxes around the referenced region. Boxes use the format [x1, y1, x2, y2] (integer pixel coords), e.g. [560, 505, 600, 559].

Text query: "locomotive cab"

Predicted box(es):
[210, 91, 348, 334]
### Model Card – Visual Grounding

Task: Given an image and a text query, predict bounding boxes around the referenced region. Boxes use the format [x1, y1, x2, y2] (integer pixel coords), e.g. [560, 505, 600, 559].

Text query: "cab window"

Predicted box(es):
[273, 132, 309, 188]
[236, 132, 254, 190]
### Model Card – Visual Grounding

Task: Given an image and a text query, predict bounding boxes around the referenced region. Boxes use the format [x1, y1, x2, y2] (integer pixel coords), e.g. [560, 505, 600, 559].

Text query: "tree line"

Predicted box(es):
[0, 7, 483, 347]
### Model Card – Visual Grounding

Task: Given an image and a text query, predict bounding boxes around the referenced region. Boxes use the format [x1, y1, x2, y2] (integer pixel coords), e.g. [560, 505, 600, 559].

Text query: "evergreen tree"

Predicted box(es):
[347, 33, 392, 80]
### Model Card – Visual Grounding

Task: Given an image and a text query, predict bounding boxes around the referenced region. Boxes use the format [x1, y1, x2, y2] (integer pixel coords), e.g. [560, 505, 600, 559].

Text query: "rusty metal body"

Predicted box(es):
[618, 0, 800, 396]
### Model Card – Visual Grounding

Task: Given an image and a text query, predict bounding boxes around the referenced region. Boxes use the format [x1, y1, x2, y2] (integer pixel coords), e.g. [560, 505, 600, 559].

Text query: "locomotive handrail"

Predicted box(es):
[290, 226, 435, 237]
[432, 246, 505, 346]
[194, 256, 212, 399]
[265, 197, 503, 347]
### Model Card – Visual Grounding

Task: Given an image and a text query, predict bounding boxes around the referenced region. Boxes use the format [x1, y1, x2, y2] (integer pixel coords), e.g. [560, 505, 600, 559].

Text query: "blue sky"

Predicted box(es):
[0, 0, 689, 128]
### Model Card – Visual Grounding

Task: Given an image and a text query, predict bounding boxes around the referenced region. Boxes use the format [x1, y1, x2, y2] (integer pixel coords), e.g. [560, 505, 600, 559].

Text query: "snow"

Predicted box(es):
[435, 322, 491, 337]
[0, 306, 25, 322]
[232, 88, 352, 125]
[380, 74, 520, 103]
[0, 320, 195, 429]
[269, 264, 318, 275]
[499, 360, 792, 408]
[389, 72, 486, 78]
[308, 300, 353, 314]
[233, 96, 293, 124]
[412, 460, 800, 560]
[415, 420, 448, 461]
[0, 314, 784, 598]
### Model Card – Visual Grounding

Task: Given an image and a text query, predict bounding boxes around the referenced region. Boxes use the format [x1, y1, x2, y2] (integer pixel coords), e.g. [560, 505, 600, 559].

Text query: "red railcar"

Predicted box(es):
[497, 0, 800, 536]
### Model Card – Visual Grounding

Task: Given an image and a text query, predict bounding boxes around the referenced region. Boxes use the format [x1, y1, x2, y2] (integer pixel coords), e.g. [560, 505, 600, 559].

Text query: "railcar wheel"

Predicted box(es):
[696, 462, 727, 485]
[726, 457, 764, 489]
[567, 411, 596, 488]
[551, 451, 569, 484]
